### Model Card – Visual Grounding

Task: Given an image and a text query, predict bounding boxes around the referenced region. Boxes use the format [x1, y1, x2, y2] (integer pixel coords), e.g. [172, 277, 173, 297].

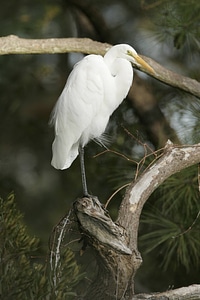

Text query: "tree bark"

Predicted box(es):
[133, 284, 200, 299]
[1, 35, 200, 299]
[0, 35, 200, 98]
[74, 196, 142, 300]
[117, 141, 200, 248]
[73, 142, 200, 299]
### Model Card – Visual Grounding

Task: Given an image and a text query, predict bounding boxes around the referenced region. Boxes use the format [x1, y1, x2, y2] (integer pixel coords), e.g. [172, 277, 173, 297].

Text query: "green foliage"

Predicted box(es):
[139, 166, 200, 272]
[0, 194, 82, 299]
[154, 0, 200, 51]
[0, 0, 200, 293]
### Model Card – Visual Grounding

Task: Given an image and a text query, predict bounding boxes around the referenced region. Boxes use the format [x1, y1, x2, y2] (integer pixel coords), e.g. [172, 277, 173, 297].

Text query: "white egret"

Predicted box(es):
[50, 44, 154, 196]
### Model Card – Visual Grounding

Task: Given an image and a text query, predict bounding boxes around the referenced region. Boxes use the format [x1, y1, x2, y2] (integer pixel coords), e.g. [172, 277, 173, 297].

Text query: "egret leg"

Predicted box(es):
[79, 146, 89, 196]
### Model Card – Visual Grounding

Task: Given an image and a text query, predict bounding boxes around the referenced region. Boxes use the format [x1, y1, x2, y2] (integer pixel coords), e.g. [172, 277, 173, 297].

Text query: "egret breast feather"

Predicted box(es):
[50, 44, 154, 175]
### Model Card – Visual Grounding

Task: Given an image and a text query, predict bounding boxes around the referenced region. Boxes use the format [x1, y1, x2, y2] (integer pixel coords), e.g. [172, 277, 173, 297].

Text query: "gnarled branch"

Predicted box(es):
[72, 142, 200, 299]
[118, 141, 200, 248]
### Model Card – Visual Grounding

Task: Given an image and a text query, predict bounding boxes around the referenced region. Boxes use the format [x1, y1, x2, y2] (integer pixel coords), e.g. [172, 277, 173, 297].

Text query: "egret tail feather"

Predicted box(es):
[51, 137, 79, 169]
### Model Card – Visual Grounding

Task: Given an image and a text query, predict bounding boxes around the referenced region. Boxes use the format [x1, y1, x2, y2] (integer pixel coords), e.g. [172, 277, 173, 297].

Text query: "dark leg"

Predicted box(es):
[79, 146, 89, 196]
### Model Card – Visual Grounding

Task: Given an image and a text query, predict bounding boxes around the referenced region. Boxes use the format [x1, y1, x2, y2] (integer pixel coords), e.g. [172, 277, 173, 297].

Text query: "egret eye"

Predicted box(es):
[127, 50, 132, 56]
[50, 43, 154, 196]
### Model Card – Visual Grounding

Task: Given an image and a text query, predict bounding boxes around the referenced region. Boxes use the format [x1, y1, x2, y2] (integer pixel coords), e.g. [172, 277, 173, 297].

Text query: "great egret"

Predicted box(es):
[50, 44, 154, 195]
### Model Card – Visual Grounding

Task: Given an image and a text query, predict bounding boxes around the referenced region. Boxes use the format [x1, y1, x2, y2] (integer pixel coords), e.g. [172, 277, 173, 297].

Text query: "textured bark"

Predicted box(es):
[0, 35, 109, 55]
[0, 35, 200, 98]
[73, 142, 200, 299]
[1, 35, 200, 299]
[143, 55, 200, 99]
[133, 284, 200, 299]
[74, 196, 142, 299]
[118, 141, 200, 248]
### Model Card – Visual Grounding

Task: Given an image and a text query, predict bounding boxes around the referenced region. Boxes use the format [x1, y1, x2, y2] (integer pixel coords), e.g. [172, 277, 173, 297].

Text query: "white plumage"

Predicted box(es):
[50, 44, 154, 170]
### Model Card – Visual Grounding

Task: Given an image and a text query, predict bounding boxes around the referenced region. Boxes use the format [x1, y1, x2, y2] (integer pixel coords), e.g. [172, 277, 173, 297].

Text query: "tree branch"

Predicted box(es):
[143, 56, 200, 99]
[71, 141, 200, 299]
[0, 35, 109, 55]
[118, 141, 200, 248]
[73, 196, 141, 299]
[0, 35, 200, 98]
[133, 284, 200, 299]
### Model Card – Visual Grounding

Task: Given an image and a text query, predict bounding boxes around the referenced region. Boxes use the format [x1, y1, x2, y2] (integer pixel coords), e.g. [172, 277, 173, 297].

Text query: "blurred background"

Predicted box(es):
[0, 0, 200, 293]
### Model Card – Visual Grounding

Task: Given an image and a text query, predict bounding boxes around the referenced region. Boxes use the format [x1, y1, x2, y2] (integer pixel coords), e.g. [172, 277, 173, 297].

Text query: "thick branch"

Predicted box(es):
[118, 141, 200, 248]
[133, 284, 200, 299]
[0, 35, 109, 55]
[143, 56, 200, 99]
[72, 142, 200, 299]
[73, 196, 141, 299]
[0, 35, 200, 98]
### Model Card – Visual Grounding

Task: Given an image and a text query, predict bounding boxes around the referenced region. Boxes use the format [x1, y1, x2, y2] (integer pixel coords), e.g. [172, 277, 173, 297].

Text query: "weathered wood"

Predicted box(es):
[74, 196, 142, 299]
[133, 284, 200, 299]
[0, 35, 200, 98]
[73, 143, 200, 299]
[118, 142, 200, 248]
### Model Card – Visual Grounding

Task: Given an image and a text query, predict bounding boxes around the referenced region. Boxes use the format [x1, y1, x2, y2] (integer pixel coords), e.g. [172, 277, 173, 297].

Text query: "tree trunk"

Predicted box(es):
[73, 142, 200, 299]
[73, 196, 142, 299]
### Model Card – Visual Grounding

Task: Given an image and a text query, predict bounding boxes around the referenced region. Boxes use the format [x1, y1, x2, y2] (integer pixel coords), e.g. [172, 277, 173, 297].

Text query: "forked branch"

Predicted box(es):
[118, 141, 200, 248]
[50, 141, 200, 299]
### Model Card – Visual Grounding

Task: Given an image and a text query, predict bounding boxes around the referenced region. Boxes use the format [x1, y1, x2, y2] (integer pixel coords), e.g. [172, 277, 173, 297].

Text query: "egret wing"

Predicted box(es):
[51, 55, 108, 169]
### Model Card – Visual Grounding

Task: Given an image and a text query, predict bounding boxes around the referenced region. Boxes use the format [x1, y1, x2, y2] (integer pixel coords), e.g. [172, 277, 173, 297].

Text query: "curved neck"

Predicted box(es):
[104, 55, 134, 101]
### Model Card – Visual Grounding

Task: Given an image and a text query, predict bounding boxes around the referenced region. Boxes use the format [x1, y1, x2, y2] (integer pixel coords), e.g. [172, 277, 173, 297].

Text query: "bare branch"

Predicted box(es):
[118, 141, 200, 248]
[74, 196, 132, 255]
[0, 35, 109, 55]
[0, 35, 200, 98]
[130, 142, 200, 208]
[73, 195, 141, 300]
[143, 56, 200, 99]
[71, 144, 200, 299]
[133, 284, 200, 299]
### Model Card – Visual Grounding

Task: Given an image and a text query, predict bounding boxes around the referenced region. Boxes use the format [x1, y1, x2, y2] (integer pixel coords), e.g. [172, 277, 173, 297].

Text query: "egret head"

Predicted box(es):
[105, 44, 155, 75]
[126, 48, 155, 75]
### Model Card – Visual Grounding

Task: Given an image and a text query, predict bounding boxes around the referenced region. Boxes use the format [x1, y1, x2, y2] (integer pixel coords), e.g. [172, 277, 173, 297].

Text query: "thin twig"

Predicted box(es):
[172, 211, 200, 239]
[105, 183, 130, 209]
[49, 209, 72, 290]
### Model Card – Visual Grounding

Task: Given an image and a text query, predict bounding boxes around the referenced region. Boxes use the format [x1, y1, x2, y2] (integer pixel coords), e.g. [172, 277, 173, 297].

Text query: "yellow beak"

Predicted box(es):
[129, 52, 155, 75]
